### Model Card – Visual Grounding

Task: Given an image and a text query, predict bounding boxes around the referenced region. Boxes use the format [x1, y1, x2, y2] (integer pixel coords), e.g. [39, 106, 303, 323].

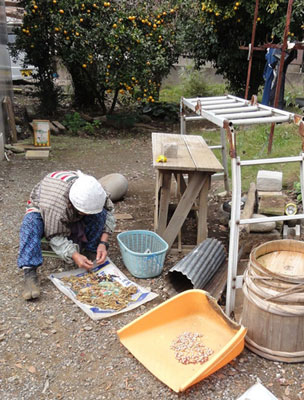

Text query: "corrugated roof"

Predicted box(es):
[169, 238, 226, 291]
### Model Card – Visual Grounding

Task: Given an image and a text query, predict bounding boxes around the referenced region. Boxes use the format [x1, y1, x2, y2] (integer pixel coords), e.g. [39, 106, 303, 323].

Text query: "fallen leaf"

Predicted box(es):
[125, 378, 134, 391]
[285, 387, 290, 396]
[105, 382, 112, 390]
[15, 363, 23, 369]
[28, 366, 36, 374]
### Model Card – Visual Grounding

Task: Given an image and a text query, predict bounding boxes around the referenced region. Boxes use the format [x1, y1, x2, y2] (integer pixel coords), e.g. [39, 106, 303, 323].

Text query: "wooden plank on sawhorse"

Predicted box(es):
[156, 171, 172, 235]
[162, 173, 208, 248]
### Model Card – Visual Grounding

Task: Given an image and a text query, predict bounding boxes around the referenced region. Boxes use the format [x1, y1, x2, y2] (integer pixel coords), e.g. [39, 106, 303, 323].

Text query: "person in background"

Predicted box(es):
[18, 170, 116, 300]
[262, 45, 297, 109]
[261, 47, 277, 106]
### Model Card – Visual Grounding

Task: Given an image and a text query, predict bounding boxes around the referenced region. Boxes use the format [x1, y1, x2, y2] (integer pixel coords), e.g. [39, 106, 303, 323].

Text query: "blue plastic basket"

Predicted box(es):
[117, 230, 169, 278]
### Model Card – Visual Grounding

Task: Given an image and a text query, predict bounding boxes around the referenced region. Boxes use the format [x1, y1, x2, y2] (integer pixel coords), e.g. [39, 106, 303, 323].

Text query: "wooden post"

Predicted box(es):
[240, 182, 257, 234]
[268, 0, 294, 154]
[162, 173, 207, 248]
[2, 96, 17, 143]
[197, 175, 210, 243]
[156, 171, 172, 236]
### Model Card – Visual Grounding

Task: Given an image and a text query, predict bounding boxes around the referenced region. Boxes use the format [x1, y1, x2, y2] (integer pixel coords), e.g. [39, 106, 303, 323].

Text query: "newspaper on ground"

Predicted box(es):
[49, 259, 158, 320]
[237, 381, 278, 400]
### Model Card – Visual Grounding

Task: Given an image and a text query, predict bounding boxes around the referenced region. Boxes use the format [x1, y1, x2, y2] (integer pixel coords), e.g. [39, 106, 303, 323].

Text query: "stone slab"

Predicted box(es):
[249, 214, 276, 233]
[257, 191, 283, 197]
[257, 170, 283, 191]
[25, 150, 50, 160]
[15, 143, 52, 151]
[258, 193, 287, 216]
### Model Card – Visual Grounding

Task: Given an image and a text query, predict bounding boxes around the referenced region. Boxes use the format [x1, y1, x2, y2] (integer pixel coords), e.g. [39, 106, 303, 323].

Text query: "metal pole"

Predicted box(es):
[220, 127, 229, 192]
[225, 123, 238, 317]
[268, 0, 294, 154]
[244, 0, 259, 99]
[180, 98, 186, 135]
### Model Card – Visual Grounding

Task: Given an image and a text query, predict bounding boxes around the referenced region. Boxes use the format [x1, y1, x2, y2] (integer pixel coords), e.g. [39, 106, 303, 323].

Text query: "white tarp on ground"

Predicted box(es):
[49, 259, 158, 320]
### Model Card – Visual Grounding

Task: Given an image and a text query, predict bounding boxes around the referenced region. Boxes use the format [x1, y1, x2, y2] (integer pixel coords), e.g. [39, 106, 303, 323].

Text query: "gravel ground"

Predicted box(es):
[0, 133, 303, 400]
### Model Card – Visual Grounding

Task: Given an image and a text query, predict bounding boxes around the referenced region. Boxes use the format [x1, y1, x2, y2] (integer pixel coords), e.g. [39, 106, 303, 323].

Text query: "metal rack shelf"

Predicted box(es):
[180, 94, 304, 317]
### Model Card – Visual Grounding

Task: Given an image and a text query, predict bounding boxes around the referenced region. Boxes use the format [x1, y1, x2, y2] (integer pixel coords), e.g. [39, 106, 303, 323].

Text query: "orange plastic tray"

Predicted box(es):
[117, 289, 246, 392]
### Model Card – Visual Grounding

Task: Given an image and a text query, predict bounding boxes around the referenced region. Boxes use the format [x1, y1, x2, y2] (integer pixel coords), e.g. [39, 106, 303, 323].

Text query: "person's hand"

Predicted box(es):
[96, 243, 108, 265]
[72, 252, 94, 271]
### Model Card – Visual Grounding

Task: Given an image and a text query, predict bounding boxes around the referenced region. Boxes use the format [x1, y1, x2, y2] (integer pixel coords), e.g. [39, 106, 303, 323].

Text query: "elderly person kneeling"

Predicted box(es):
[18, 170, 116, 300]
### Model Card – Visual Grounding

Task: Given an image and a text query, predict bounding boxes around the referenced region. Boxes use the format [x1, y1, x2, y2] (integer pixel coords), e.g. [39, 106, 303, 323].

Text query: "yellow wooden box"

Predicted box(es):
[33, 120, 50, 147]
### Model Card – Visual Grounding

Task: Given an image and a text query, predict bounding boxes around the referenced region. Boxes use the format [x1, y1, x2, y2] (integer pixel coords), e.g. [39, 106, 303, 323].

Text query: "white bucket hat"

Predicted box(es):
[69, 171, 106, 214]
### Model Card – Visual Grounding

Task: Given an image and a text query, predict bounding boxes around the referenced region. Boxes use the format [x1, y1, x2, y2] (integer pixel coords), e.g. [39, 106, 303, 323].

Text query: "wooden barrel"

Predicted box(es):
[241, 240, 304, 362]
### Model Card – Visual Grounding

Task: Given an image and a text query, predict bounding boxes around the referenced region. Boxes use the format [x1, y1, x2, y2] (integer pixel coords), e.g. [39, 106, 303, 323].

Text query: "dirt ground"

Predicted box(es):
[0, 124, 304, 400]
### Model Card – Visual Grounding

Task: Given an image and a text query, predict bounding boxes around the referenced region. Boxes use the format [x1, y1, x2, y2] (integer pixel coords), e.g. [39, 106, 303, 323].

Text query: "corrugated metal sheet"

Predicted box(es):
[169, 238, 226, 291]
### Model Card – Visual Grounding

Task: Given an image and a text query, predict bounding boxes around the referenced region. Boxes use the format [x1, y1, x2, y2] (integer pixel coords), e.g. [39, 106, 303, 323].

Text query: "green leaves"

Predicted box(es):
[14, 0, 183, 112]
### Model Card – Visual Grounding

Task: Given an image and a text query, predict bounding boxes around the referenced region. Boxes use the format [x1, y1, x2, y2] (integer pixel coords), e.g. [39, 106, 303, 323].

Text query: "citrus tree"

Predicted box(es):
[182, 0, 304, 97]
[10, 0, 60, 113]
[12, 0, 183, 113]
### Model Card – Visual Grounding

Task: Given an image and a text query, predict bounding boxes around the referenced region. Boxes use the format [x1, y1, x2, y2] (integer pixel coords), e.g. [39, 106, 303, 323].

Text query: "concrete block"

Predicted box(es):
[257, 170, 283, 191]
[25, 150, 49, 160]
[163, 143, 178, 158]
[283, 224, 300, 239]
[249, 214, 276, 233]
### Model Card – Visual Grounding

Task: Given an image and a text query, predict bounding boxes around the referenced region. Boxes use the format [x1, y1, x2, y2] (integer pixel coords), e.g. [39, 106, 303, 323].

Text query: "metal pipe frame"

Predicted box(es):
[229, 115, 289, 125]
[226, 126, 240, 317]
[227, 94, 251, 104]
[182, 95, 295, 117]
[240, 155, 303, 166]
[179, 95, 304, 318]
[221, 110, 272, 120]
[181, 97, 295, 129]
[220, 127, 229, 191]
[202, 103, 248, 111]
[184, 116, 207, 122]
[214, 106, 258, 114]
[226, 149, 304, 317]
[180, 98, 186, 135]
[240, 214, 304, 225]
